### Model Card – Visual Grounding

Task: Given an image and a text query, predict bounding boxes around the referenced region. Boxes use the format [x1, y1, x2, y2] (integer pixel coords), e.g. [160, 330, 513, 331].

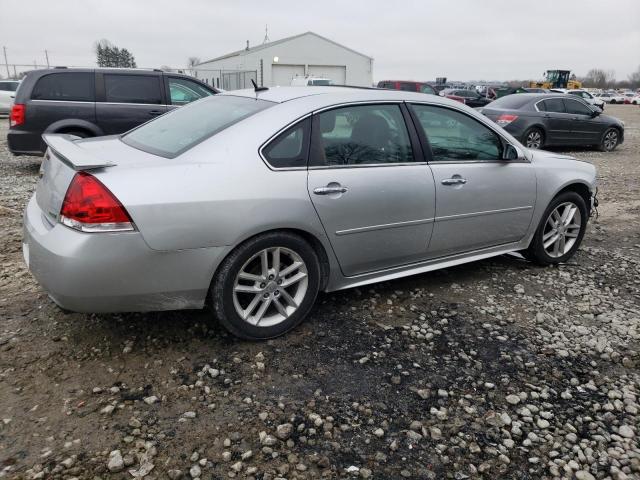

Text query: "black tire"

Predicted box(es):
[210, 232, 321, 340]
[599, 128, 620, 152]
[610, 99, 617, 104]
[523, 127, 544, 150]
[523, 191, 588, 266]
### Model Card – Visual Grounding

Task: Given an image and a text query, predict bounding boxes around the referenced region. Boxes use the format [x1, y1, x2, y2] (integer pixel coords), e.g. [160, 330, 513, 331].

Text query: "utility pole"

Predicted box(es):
[3, 46, 9, 78]
[45, 49, 50, 68]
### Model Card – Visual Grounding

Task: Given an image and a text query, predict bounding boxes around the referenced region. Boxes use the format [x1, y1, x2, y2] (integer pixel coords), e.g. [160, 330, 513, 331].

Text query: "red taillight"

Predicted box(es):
[10, 104, 25, 127]
[60, 172, 134, 232]
[496, 114, 519, 126]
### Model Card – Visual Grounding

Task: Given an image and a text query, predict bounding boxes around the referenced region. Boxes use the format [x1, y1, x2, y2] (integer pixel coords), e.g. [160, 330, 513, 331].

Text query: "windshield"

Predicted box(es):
[122, 95, 274, 158]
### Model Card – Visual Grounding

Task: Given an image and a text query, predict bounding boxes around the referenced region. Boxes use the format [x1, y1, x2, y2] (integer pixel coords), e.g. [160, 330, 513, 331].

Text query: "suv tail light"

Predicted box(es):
[60, 172, 134, 232]
[10, 104, 25, 127]
[496, 114, 519, 126]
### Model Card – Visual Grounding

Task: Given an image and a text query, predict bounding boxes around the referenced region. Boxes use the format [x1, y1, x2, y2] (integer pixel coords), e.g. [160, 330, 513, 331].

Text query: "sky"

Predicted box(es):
[1, 0, 638, 82]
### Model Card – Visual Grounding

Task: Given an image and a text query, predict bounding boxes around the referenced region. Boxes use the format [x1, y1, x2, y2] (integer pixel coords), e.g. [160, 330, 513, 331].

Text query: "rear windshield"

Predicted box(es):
[122, 95, 274, 158]
[487, 95, 532, 110]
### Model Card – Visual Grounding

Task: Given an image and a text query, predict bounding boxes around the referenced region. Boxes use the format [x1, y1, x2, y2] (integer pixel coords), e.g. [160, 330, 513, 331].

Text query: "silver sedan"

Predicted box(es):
[23, 87, 597, 339]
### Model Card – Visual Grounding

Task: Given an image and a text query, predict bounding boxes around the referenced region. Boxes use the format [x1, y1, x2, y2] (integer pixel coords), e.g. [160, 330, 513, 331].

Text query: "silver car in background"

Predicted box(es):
[23, 87, 597, 339]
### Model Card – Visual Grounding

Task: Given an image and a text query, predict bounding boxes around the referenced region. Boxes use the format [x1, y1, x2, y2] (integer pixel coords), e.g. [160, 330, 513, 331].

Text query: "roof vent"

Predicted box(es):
[246, 40, 250, 51]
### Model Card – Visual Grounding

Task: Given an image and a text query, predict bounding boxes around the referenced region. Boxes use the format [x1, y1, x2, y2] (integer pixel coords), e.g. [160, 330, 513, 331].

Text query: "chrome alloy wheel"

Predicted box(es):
[603, 129, 618, 151]
[542, 202, 582, 258]
[232, 247, 308, 327]
[526, 130, 542, 149]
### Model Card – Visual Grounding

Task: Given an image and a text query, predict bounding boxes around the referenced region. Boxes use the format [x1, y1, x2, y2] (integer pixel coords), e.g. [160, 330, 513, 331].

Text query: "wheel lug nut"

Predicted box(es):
[268, 275, 274, 280]
[277, 279, 282, 285]
[274, 290, 280, 296]
[263, 293, 269, 298]
[260, 283, 266, 288]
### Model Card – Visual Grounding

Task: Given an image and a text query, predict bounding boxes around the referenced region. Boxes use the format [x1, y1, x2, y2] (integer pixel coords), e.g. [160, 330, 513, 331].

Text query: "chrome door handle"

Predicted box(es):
[441, 178, 467, 185]
[313, 186, 348, 195]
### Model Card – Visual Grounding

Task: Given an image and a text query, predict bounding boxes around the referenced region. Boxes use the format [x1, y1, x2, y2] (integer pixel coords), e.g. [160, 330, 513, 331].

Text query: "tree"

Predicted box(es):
[187, 57, 201, 75]
[581, 68, 617, 89]
[94, 39, 137, 68]
[628, 65, 640, 89]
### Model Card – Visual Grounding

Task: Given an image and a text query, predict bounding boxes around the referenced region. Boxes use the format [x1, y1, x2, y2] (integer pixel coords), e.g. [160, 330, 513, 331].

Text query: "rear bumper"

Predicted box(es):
[23, 195, 228, 313]
[7, 129, 45, 156]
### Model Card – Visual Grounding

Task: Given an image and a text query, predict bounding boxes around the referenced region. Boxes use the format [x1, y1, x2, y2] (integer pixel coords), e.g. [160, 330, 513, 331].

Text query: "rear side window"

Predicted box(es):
[32, 73, 94, 101]
[104, 74, 162, 104]
[399, 82, 416, 91]
[123, 95, 274, 158]
[262, 118, 310, 169]
[419, 84, 435, 95]
[540, 98, 565, 113]
[310, 104, 414, 166]
[168, 77, 214, 105]
[0, 81, 19, 92]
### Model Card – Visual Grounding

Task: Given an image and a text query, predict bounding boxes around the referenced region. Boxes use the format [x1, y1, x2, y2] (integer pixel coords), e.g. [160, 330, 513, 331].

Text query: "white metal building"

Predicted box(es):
[194, 31, 373, 89]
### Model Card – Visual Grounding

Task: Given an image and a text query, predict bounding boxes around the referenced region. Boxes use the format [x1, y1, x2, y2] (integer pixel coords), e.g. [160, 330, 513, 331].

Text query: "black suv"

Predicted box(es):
[8, 68, 218, 156]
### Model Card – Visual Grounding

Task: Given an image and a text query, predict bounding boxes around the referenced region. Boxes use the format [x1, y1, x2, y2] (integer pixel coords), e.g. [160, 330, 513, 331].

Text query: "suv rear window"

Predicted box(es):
[122, 95, 274, 158]
[32, 73, 94, 101]
[105, 74, 162, 104]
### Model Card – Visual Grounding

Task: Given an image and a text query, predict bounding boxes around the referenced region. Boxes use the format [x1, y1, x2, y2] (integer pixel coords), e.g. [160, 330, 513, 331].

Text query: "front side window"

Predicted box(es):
[419, 84, 435, 95]
[262, 118, 310, 168]
[411, 104, 502, 162]
[310, 104, 414, 167]
[123, 95, 274, 158]
[168, 77, 214, 105]
[32, 73, 94, 101]
[563, 98, 592, 115]
[104, 74, 162, 104]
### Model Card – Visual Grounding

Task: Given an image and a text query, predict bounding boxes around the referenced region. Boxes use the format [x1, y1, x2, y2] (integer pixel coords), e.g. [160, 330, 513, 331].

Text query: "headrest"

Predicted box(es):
[320, 112, 336, 133]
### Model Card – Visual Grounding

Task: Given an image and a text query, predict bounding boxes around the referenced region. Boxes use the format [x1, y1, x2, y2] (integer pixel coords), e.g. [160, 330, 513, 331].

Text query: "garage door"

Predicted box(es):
[271, 64, 305, 86]
[308, 65, 346, 85]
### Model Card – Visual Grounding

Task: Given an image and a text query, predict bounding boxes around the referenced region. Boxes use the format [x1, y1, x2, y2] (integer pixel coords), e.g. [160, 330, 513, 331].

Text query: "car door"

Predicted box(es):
[563, 98, 601, 144]
[536, 97, 572, 144]
[96, 72, 166, 134]
[164, 76, 216, 112]
[409, 103, 536, 257]
[307, 103, 436, 277]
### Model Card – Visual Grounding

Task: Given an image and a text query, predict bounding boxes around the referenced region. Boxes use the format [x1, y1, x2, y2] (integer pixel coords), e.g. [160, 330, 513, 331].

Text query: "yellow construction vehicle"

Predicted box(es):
[530, 70, 582, 90]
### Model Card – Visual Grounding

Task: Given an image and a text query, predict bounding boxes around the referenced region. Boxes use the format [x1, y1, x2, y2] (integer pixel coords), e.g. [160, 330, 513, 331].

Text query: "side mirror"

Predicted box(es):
[504, 144, 520, 160]
[590, 110, 600, 118]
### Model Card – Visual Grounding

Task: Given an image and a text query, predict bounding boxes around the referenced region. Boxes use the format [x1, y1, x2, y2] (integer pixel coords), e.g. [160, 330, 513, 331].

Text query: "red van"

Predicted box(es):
[377, 80, 436, 95]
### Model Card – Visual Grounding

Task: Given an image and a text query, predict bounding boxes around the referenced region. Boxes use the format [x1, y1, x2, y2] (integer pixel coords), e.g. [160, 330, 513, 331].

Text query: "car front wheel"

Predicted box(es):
[211, 232, 320, 340]
[599, 128, 619, 152]
[524, 191, 588, 265]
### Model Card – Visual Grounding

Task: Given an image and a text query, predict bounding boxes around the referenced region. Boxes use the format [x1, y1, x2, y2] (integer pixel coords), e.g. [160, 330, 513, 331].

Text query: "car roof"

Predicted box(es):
[223, 86, 454, 104]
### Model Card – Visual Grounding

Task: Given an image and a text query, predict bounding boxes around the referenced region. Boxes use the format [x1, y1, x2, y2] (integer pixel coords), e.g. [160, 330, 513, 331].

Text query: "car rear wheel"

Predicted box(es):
[211, 232, 320, 340]
[523, 128, 544, 149]
[523, 191, 588, 265]
[599, 128, 619, 152]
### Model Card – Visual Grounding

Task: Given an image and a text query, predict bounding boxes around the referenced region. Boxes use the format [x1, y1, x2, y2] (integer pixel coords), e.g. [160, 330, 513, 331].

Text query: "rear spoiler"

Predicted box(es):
[42, 134, 117, 170]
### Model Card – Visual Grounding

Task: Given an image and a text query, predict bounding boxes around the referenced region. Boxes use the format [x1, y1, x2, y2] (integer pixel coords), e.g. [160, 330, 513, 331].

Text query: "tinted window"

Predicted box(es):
[311, 104, 414, 166]
[563, 98, 592, 115]
[168, 77, 214, 105]
[411, 104, 502, 161]
[486, 94, 531, 109]
[399, 82, 415, 91]
[541, 98, 565, 113]
[419, 84, 435, 95]
[123, 95, 274, 158]
[32, 73, 94, 101]
[0, 82, 19, 92]
[262, 119, 310, 168]
[104, 74, 162, 104]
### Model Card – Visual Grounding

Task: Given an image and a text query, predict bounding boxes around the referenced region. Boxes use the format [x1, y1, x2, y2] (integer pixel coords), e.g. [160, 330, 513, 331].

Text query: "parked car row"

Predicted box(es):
[7, 67, 217, 156]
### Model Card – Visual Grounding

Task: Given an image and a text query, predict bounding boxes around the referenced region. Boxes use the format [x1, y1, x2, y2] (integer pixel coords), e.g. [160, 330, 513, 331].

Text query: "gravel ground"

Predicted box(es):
[1, 106, 639, 480]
